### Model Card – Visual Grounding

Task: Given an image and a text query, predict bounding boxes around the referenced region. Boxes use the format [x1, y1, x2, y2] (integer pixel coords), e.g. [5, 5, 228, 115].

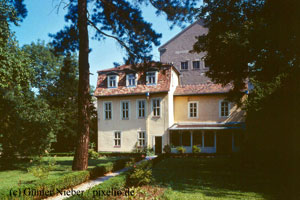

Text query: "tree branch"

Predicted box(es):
[87, 19, 138, 58]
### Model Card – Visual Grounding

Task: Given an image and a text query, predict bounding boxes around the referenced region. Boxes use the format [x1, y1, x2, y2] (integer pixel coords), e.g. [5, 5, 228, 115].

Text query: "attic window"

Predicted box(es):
[181, 61, 188, 70]
[108, 75, 118, 88]
[146, 71, 157, 85]
[126, 74, 136, 87]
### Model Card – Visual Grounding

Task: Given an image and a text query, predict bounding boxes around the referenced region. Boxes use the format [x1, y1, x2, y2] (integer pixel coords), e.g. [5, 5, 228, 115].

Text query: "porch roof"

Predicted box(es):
[169, 122, 245, 130]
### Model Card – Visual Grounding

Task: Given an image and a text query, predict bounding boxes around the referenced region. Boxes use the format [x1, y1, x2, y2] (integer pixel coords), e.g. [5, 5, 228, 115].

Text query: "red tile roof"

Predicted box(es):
[174, 83, 232, 95]
[94, 64, 178, 97]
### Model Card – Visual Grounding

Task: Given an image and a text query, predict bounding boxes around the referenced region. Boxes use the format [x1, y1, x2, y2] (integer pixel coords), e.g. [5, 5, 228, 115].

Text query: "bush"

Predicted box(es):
[68, 154, 167, 200]
[192, 145, 201, 153]
[88, 149, 99, 159]
[127, 160, 153, 186]
[176, 146, 186, 154]
[48, 152, 74, 157]
[163, 144, 171, 154]
[0, 157, 144, 200]
[27, 155, 57, 180]
[144, 147, 155, 156]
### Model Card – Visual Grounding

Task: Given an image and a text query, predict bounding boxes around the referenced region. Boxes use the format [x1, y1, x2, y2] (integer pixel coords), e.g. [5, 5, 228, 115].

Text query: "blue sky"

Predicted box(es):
[12, 0, 192, 87]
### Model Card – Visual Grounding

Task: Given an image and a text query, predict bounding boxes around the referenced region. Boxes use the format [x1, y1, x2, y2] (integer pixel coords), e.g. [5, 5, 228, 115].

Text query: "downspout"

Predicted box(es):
[146, 92, 150, 149]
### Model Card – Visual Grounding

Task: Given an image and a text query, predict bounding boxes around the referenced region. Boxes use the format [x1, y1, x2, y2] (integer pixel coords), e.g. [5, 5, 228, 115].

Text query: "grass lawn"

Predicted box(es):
[150, 157, 277, 200]
[0, 156, 127, 192]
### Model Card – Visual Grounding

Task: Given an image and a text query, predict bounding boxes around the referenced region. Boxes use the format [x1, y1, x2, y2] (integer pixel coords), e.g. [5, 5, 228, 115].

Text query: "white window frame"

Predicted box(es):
[180, 61, 188, 70]
[137, 131, 146, 147]
[114, 131, 121, 147]
[126, 73, 137, 87]
[107, 75, 118, 88]
[136, 99, 146, 119]
[192, 60, 200, 69]
[188, 101, 198, 118]
[151, 98, 161, 117]
[219, 100, 230, 117]
[202, 59, 208, 69]
[146, 71, 157, 85]
[103, 101, 112, 120]
[120, 100, 130, 120]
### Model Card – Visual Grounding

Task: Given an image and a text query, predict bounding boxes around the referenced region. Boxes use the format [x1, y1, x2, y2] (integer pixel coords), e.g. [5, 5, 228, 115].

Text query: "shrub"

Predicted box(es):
[88, 149, 99, 159]
[163, 144, 171, 154]
[192, 145, 201, 153]
[144, 147, 155, 156]
[27, 155, 57, 180]
[176, 146, 186, 154]
[127, 161, 153, 186]
[0, 157, 144, 200]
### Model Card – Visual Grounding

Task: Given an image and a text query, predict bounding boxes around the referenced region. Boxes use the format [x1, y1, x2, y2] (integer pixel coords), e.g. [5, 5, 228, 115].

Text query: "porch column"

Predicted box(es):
[179, 131, 182, 146]
[214, 131, 217, 152]
[190, 131, 193, 147]
[202, 130, 205, 148]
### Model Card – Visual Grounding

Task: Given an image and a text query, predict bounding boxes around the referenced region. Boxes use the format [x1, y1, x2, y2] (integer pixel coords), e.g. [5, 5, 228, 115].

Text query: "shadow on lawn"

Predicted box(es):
[152, 157, 277, 200]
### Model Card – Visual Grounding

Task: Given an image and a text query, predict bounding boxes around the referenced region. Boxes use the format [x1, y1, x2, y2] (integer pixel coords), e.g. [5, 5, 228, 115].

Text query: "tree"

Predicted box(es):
[193, 0, 300, 101]
[22, 41, 63, 94]
[0, 1, 58, 161]
[51, 0, 198, 170]
[193, 1, 300, 197]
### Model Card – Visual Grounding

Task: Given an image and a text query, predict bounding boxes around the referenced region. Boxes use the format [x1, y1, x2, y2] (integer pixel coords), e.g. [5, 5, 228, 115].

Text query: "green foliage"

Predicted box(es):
[0, 156, 142, 199]
[176, 146, 186, 154]
[193, 0, 300, 102]
[88, 149, 99, 160]
[192, 145, 201, 153]
[27, 155, 57, 180]
[127, 161, 153, 186]
[163, 144, 171, 154]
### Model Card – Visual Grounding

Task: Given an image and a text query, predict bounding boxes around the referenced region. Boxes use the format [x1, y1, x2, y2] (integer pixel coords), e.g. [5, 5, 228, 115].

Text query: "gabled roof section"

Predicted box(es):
[94, 63, 179, 97]
[174, 83, 233, 95]
[158, 19, 205, 51]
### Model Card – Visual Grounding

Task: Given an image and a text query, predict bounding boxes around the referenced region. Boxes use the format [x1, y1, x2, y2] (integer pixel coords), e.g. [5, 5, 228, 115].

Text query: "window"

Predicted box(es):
[126, 74, 136, 87]
[170, 131, 180, 146]
[121, 101, 130, 120]
[220, 101, 230, 117]
[137, 100, 146, 118]
[152, 98, 160, 117]
[108, 75, 118, 88]
[192, 61, 200, 69]
[204, 132, 215, 147]
[181, 61, 188, 70]
[114, 131, 121, 146]
[104, 102, 112, 120]
[202, 59, 209, 68]
[182, 131, 191, 146]
[188, 102, 198, 118]
[138, 131, 146, 147]
[192, 131, 202, 146]
[146, 71, 157, 85]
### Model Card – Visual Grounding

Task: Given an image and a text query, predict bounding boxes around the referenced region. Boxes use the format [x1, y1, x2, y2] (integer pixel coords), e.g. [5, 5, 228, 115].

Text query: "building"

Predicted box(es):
[94, 20, 246, 154]
[95, 64, 179, 154]
[159, 20, 210, 85]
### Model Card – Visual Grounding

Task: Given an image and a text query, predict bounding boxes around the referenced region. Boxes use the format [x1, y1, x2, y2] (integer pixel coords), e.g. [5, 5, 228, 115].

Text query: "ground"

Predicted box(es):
[142, 156, 276, 200]
[0, 156, 125, 192]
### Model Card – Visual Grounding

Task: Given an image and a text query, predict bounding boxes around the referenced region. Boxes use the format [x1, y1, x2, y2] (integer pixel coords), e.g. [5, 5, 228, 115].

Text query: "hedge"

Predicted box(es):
[0, 157, 143, 200]
[48, 152, 145, 158]
[68, 171, 129, 200]
[67, 154, 166, 200]
[48, 152, 75, 157]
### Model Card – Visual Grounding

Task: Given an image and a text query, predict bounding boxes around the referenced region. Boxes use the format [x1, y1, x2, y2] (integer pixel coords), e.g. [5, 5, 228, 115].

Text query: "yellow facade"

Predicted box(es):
[174, 95, 245, 123]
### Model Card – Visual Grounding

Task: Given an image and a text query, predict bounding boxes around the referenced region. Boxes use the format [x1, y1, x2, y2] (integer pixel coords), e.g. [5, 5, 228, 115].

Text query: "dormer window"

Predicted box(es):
[146, 71, 157, 85]
[107, 75, 118, 88]
[126, 74, 136, 87]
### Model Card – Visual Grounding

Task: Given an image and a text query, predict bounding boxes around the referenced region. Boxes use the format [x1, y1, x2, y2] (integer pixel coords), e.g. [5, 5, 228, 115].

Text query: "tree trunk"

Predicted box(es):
[72, 0, 90, 171]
